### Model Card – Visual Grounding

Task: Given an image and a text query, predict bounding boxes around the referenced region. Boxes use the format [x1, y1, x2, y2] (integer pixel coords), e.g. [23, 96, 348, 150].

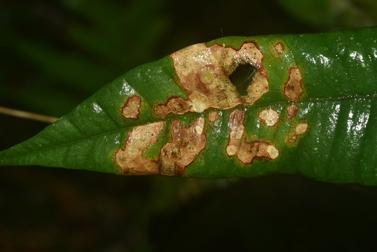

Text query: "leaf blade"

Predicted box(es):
[1, 27, 377, 185]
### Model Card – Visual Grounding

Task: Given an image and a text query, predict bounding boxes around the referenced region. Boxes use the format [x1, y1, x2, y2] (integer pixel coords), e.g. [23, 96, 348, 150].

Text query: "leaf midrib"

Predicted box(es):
[2, 93, 377, 160]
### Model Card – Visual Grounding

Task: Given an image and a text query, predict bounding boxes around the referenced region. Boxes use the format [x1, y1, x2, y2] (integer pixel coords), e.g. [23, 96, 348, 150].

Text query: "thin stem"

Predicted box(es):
[0, 106, 58, 124]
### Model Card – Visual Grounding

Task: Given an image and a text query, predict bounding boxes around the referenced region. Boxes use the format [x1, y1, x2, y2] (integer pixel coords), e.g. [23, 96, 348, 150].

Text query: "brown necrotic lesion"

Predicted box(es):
[122, 95, 142, 119]
[115, 122, 165, 175]
[115, 40, 312, 175]
[284, 67, 304, 101]
[226, 110, 279, 164]
[154, 42, 269, 118]
[115, 118, 207, 176]
[160, 117, 206, 176]
[154, 96, 191, 117]
[208, 110, 220, 122]
[258, 108, 280, 127]
[286, 122, 309, 144]
[273, 41, 285, 57]
[287, 104, 299, 119]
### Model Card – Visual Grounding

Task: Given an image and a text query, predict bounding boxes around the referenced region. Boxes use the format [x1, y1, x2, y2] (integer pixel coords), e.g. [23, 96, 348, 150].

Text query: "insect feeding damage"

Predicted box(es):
[284, 67, 303, 101]
[116, 122, 164, 175]
[227, 110, 279, 164]
[258, 108, 280, 127]
[160, 118, 206, 176]
[122, 95, 142, 119]
[154, 42, 269, 117]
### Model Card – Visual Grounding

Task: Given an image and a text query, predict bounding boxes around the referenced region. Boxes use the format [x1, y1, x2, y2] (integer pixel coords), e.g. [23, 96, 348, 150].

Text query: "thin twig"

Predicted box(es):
[0, 106, 58, 124]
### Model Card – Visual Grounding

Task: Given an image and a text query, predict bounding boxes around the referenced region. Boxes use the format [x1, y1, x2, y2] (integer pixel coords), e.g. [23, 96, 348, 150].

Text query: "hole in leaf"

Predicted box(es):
[229, 64, 257, 96]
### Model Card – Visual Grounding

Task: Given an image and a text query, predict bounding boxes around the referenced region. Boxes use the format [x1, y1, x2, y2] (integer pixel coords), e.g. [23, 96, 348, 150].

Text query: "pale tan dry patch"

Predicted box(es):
[122, 96, 142, 119]
[273, 42, 285, 56]
[154, 97, 191, 117]
[287, 104, 299, 119]
[160, 117, 206, 176]
[232, 43, 264, 67]
[116, 122, 164, 175]
[208, 110, 220, 122]
[172, 44, 241, 112]
[237, 141, 280, 164]
[266, 145, 279, 159]
[168, 42, 269, 116]
[226, 109, 279, 164]
[243, 71, 269, 105]
[258, 108, 280, 127]
[287, 122, 309, 144]
[284, 67, 303, 101]
[295, 123, 309, 135]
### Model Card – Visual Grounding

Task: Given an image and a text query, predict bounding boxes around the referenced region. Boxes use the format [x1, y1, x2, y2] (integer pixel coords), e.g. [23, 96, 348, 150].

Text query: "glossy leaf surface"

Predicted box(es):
[1, 27, 377, 185]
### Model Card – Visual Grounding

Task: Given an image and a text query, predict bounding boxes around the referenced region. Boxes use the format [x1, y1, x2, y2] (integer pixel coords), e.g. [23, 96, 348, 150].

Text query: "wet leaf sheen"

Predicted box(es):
[1, 27, 377, 185]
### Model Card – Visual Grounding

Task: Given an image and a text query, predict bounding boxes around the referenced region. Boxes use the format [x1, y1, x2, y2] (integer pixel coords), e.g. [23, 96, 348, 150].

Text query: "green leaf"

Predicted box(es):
[1, 27, 377, 185]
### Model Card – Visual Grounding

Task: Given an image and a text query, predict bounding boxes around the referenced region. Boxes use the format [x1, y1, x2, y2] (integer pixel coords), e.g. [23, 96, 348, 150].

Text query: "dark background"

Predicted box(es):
[1, 0, 377, 251]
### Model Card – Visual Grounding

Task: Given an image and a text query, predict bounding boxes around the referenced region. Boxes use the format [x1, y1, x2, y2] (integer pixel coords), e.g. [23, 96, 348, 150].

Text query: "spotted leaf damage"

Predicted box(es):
[116, 118, 206, 176]
[227, 110, 279, 164]
[122, 96, 142, 119]
[287, 104, 299, 119]
[284, 67, 304, 101]
[258, 108, 280, 127]
[160, 117, 206, 176]
[273, 41, 285, 57]
[287, 122, 309, 144]
[115, 122, 164, 175]
[154, 42, 269, 117]
[115, 39, 310, 176]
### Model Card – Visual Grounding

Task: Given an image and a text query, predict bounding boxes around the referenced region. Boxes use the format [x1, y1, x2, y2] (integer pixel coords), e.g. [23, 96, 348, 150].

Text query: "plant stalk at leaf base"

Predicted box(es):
[0, 106, 57, 124]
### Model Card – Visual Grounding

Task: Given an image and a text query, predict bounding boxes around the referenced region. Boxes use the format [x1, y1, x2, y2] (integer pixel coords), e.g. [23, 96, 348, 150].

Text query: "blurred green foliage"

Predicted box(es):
[1, 0, 170, 114]
[280, 0, 377, 28]
[1, 0, 377, 251]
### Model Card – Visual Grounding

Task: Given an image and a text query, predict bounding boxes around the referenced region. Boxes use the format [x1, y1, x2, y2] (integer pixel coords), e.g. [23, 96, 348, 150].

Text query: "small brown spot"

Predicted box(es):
[273, 42, 285, 56]
[122, 96, 142, 119]
[226, 109, 279, 164]
[154, 97, 191, 117]
[287, 104, 299, 119]
[208, 111, 220, 122]
[115, 122, 164, 175]
[284, 67, 303, 101]
[258, 108, 280, 127]
[160, 117, 206, 176]
[287, 122, 309, 144]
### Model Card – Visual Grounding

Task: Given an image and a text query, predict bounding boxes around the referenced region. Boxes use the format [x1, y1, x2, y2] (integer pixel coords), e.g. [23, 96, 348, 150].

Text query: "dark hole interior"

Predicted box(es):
[229, 64, 257, 96]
